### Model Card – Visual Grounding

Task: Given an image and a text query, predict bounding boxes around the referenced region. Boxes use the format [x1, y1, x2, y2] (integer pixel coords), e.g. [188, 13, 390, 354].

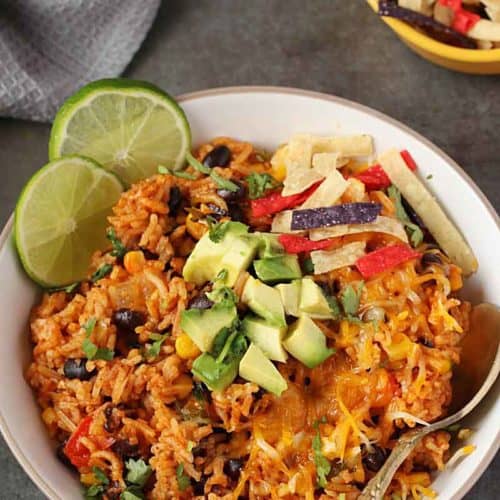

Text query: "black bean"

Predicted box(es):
[217, 182, 245, 202]
[228, 204, 245, 222]
[56, 441, 75, 470]
[63, 359, 96, 381]
[401, 196, 426, 229]
[193, 478, 207, 495]
[419, 337, 435, 348]
[253, 388, 266, 401]
[111, 439, 140, 460]
[224, 458, 244, 481]
[203, 146, 231, 168]
[168, 186, 183, 215]
[140, 248, 159, 260]
[188, 293, 214, 310]
[112, 309, 145, 333]
[421, 252, 442, 267]
[104, 406, 121, 433]
[362, 444, 387, 472]
[207, 203, 228, 220]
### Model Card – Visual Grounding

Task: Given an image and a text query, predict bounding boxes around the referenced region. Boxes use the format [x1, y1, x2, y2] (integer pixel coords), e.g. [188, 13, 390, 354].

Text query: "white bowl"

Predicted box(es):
[0, 87, 498, 499]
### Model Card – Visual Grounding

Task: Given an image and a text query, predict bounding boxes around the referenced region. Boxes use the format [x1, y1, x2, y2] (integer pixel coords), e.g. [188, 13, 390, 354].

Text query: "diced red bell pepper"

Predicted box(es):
[452, 10, 480, 34]
[355, 244, 421, 279]
[63, 415, 93, 468]
[250, 182, 321, 217]
[278, 234, 334, 254]
[355, 150, 417, 191]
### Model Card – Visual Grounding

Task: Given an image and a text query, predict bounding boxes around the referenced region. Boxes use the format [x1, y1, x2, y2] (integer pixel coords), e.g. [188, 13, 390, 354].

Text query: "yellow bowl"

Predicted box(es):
[366, 0, 500, 74]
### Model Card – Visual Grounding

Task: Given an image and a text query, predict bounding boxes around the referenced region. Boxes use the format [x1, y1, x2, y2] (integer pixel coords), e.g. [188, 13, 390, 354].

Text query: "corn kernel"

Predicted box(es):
[175, 333, 201, 359]
[396, 310, 409, 321]
[272, 162, 287, 182]
[123, 250, 145, 274]
[80, 472, 99, 486]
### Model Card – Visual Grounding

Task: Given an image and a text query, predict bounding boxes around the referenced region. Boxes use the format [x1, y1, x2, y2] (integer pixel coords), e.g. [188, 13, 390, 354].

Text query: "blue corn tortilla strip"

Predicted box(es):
[377, 1, 476, 49]
[291, 203, 382, 230]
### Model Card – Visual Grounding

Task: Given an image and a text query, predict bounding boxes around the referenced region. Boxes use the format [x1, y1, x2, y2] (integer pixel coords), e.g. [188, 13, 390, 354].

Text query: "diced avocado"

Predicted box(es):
[253, 255, 302, 284]
[192, 353, 239, 392]
[276, 280, 302, 317]
[241, 276, 286, 327]
[183, 222, 258, 287]
[242, 316, 288, 362]
[283, 315, 335, 369]
[239, 343, 288, 396]
[220, 234, 259, 286]
[180, 305, 237, 352]
[254, 232, 284, 258]
[299, 277, 334, 319]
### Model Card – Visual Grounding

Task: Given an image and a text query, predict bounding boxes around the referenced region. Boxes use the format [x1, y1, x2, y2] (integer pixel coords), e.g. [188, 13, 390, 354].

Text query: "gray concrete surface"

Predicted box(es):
[0, 1, 498, 498]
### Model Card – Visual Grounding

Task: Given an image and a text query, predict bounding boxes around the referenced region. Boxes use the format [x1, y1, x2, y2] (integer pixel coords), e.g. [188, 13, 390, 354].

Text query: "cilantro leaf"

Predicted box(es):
[387, 185, 424, 248]
[125, 458, 152, 488]
[210, 171, 239, 192]
[93, 347, 115, 361]
[186, 151, 211, 175]
[82, 318, 114, 361]
[84, 483, 105, 499]
[82, 338, 98, 359]
[84, 317, 97, 336]
[312, 419, 331, 489]
[92, 467, 109, 486]
[176, 463, 191, 491]
[340, 282, 364, 316]
[106, 228, 127, 259]
[121, 490, 144, 500]
[208, 220, 230, 243]
[91, 263, 113, 282]
[246, 172, 281, 199]
[206, 286, 238, 307]
[146, 333, 169, 358]
[158, 165, 197, 180]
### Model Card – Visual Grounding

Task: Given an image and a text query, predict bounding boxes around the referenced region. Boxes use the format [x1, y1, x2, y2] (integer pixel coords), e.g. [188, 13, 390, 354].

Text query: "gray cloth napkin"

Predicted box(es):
[0, 0, 160, 122]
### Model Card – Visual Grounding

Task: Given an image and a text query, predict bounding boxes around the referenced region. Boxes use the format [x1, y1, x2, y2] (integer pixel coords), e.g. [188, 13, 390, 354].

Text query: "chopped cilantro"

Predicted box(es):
[121, 490, 144, 500]
[210, 171, 239, 192]
[158, 165, 197, 180]
[84, 484, 104, 499]
[246, 172, 281, 199]
[206, 286, 238, 308]
[92, 466, 109, 486]
[125, 458, 152, 488]
[426, 174, 433, 180]
[340, 282, 364, 316]
[158, 165, 169, 174]
[312, 418, 331, 489]
[47, 281, 80, 294]
[106, 228, 127, 259]
[83, 467, 108, 498]
[82, 318, 114, 361]
[387, 185, 424, 248]
[208, 220, 230, 243]
[176, 463, 191, 491]
[324, 293, 340, 318]
[146, 333, 169, 358]
[91, 263, 113, 282]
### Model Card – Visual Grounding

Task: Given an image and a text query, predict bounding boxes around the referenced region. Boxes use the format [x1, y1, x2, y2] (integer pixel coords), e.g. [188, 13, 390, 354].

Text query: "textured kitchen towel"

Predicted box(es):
[0, 0, 160, 122]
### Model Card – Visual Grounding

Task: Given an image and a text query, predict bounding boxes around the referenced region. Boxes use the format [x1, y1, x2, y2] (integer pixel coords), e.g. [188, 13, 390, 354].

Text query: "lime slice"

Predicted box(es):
[49, 79, 191, 186]
[15, 156, 123, 287]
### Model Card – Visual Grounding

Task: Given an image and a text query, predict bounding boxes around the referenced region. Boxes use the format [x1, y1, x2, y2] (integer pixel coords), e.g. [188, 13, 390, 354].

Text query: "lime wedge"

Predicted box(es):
[14, 156, 123, 287]
[49, 79, 191, 186]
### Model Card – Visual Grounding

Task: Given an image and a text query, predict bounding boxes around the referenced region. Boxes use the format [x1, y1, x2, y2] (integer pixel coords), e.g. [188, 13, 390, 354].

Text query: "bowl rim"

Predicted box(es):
[0, 85, 498, 500]
[366, 0, 500, 63]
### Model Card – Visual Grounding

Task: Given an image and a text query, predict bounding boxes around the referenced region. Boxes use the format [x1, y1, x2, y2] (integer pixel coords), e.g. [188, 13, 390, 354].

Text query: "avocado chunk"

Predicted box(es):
[276, 280, 302, 317]
[183, 222, 258, 287]
[299, 277, 334, 319]
[283, 314, 335, 369]
[241, 276, 286, 327]
[254, 232, 284, 258]
[253, 255, 302, 284]
[180, 305, 237, 352]
[191, 353, 239, 392]
[239, 343, 288, 396]
[242, 315, 288, 362]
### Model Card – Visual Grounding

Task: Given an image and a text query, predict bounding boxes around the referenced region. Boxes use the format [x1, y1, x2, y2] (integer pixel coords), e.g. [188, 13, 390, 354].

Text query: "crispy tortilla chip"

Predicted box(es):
[285, 135, 314, 170]
[309, 215, 409, 243]
[311, 241, 366, 275]
[312, 134, 374, 157]
[271, 210, 305, 234]
[379, 149, 477, 275]
[468, 19, 500, 41]
[311, 152, 348, 176]
[282, 167, 324, 196]
[300, 170, 348, 209]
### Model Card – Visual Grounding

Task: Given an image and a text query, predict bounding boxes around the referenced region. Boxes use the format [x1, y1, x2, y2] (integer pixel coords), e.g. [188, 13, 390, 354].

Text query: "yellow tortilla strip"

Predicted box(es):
[271, 210, 305, 234]
[300, 169, 348, 209]
[284, 135, 313, 170]
[282, 166, 324, 196]
[312, 134, 374, 157]
[311, 152, 348, 176]
[311, 241, 366, 275]
[468, 19, 500, 41]
[379, 149, 477, 275]
[309, 215, 409, 243]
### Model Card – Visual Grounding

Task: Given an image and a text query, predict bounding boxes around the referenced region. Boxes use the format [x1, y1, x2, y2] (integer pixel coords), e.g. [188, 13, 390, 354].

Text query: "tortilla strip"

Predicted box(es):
[468, 19, 500, 42]
[312, 134, 374, 157]
[311, 241, 366, 275]
[271, 210, 305, 234]
[379, 149, 477, 275]
[300, 170, 348, 209]
[282, 167, 324, 196]
[312, 152, 349, 176]
[309, 215, 409, 243]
